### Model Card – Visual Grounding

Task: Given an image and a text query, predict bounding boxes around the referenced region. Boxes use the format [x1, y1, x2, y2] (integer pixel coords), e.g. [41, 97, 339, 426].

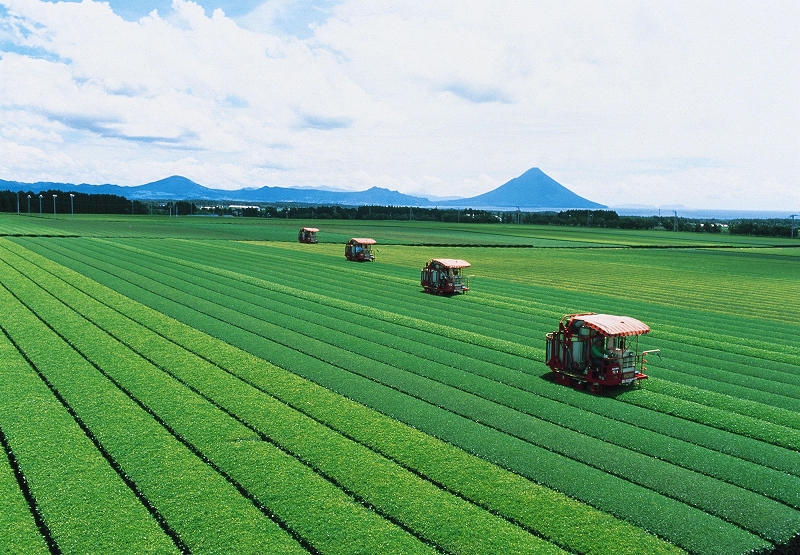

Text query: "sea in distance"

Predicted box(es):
[610, 208, 796, 220]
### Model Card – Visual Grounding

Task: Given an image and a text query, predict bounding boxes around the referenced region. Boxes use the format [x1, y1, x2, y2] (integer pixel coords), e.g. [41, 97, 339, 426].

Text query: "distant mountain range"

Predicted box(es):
[0, 168, 605, 210]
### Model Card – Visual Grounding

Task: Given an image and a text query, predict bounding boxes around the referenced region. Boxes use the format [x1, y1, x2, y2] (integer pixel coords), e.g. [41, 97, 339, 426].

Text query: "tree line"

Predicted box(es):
[0, 189, 200, 216]
[1, 188, 796, 237]
[726, 219, 798, 238]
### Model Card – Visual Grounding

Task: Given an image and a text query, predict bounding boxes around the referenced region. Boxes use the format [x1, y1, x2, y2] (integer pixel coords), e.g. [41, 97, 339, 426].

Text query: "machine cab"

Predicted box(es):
[421, 258, 471, 294]
[545, 313, 659, 392]
[345, 238, 376, 261]
[298, 227, 319, 243]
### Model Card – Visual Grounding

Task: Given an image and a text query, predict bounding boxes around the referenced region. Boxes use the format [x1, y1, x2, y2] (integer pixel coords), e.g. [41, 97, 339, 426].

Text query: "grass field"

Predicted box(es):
[1, 213, 798, 555]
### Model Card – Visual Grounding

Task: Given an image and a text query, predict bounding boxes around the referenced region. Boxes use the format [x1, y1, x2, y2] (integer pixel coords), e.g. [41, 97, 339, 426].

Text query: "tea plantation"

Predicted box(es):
[1, 214, 798, 555]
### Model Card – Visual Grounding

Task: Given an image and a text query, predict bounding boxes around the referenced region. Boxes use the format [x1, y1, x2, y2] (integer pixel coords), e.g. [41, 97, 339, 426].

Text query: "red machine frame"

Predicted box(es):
[345, 238, 376, 261]
[298, 227, 319, 243]
[545, 313, 659, 392]
[421, 258, 470, 294]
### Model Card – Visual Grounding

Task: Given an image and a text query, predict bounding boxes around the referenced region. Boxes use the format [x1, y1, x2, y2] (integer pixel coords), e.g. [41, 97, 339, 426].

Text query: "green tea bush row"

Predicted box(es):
[126, 256, 800, 507]
[157, 255, 800, 448]
[648, 331, 800, 386]
[0, 327, 117, 555]
[645, 342, 800, 405]
[34, 242, 791, 550]
[75, 241, 800, 503]
[659, 318, 800, 356]
[643, 378, 800, 432]
[0, 251, 440, 555]
[111, 238, 543, 346]
[499, 250, 793, 323]
[0, 285, 184, 554]
[547, 378, 800, 477]
[31, 237, 796, 484]
[186, 262, 797, 466]
[7, 239, 792, 549]
[517, 276, 800, 347]
[15, 239, 680, 552]
[0, 263, 304, 555]
[620, 388, 800, 451]
[14, 239, 800, 470]
[656, 325, 800, 374]
[71, 238, 543, 361]
[189, 241, 800, 395]
[114, 237, 800, 388]
[2, 243, 574, 555]
[0, 434, 49, 555]
[643, 363, 800, 413]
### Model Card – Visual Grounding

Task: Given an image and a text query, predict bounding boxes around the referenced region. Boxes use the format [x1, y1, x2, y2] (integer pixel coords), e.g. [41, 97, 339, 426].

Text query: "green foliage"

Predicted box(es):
[0, 240, 569, 555]
[2, 216, 800, 555]
[0, 262, 306, 555]
[5, 239, 684, 555]
[729, 219, 797, 237]
[0, 291, 179, 555]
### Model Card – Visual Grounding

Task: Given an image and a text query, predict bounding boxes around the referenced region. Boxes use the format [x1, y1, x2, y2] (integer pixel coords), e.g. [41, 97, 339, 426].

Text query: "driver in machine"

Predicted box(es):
[591, 336, 609, 367]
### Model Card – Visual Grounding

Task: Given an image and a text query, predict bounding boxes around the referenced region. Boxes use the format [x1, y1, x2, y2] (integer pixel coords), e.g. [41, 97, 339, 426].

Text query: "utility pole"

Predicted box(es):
[673, 210, 678, 232]
[791, 214, 798, 238]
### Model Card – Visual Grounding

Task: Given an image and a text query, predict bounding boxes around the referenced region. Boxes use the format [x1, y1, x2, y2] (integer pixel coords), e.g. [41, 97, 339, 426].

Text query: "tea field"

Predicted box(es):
[1, 213, 799, 555]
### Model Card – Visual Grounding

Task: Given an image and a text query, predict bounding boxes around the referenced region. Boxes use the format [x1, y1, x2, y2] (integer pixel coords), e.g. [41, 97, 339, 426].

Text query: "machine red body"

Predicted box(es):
[345, 238, 376, 261]
[298, 227, 319, 243]
[420, 258, 470, 294]
[545, 313, 659, 392]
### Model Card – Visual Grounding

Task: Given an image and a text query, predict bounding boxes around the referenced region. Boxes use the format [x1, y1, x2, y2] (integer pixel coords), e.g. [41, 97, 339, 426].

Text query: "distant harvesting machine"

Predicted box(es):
[421, 258, 470, 294]
[298, 227, 319, 243]
[345, 238, 376, 261]
[545, 313, 659, 392]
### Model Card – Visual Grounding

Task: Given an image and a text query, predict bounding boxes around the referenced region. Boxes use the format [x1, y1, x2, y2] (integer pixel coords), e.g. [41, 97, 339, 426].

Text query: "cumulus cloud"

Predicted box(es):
[0, 0, 797, 209]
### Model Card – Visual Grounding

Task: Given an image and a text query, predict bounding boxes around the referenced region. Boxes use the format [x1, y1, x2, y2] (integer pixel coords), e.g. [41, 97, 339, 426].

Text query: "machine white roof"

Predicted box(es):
[429, 258, 471, 268]
[572, 313, 650, 336]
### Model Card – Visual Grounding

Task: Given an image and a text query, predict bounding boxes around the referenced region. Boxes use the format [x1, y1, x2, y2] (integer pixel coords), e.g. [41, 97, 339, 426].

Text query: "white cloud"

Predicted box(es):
[0, 0, 797, 210]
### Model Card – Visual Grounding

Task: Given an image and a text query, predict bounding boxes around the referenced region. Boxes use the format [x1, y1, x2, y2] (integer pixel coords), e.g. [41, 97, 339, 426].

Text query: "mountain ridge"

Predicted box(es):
[0, 168, 605, 209]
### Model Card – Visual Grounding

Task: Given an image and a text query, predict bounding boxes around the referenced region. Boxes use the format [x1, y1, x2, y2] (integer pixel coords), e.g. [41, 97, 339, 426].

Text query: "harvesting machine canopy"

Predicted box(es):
[421, 258, 471, 295]
[345, 238, 376, 261]
[298, 227, 319, 243]
[545, 313, 659, 393]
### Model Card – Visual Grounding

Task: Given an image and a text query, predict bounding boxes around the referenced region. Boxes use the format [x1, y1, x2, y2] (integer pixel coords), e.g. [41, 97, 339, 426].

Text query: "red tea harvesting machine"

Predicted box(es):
[421, 258, 471, 294]
[344, 238, 376, 261]
[545, 313, 659, 392]
[298, 227, 319, 243]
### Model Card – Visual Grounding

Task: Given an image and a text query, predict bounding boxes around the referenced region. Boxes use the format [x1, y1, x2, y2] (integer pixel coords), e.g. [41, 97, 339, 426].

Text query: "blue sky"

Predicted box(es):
[106, 1, 260, 19]
[99, 0, 334, 37]
[0, 0, 798, 209]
